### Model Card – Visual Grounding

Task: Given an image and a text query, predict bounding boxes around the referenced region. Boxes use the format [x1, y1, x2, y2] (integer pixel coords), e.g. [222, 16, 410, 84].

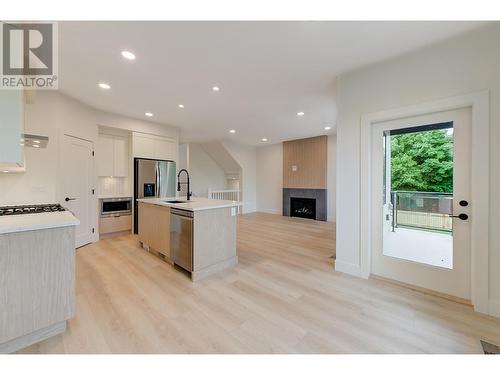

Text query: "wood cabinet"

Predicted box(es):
[0, 226, 75, 353]
[138, 202, 171, 259]
[97, 133, 129, 177]
[99, 215, 132, 235]
[132, 132, 177, 162]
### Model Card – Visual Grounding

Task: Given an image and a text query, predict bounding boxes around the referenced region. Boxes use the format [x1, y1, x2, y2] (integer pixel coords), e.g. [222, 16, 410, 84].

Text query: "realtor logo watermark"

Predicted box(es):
[1, 22, 58, 89]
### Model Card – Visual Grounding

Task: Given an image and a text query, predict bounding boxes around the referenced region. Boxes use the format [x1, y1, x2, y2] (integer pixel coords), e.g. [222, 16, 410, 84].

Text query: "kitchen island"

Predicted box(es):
[0, 208, 79, 353]
[137, 197, 240, 281]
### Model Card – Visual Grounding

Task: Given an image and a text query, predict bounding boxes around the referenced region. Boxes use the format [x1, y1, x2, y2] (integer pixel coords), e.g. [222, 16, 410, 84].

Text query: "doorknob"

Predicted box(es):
[449, 213, 468, 220]
[65, 197, 76, 202]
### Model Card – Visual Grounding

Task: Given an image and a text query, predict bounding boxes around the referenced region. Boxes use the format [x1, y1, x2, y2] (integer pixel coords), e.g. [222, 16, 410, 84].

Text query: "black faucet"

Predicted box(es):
[177, 169, 192, 200]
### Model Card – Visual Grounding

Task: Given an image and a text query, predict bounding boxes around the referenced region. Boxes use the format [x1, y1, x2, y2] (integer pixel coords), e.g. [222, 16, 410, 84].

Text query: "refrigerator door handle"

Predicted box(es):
[155, 162, 160, 197]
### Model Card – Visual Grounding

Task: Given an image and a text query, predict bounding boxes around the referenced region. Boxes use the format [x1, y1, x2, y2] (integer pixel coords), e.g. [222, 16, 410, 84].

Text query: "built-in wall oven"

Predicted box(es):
[100, 197, 132, 218]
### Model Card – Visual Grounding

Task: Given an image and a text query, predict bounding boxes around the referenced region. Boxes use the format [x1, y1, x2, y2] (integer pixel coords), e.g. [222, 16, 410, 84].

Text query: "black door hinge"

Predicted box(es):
[92, 228, 95, 233]
[92, 189, 95, 195]
[92, 151, 95, 156]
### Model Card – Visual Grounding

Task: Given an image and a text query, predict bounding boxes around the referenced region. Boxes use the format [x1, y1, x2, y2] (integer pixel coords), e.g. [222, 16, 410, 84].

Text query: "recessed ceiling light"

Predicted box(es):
[121, 50, 136, 60]
[98, 82, 111, 90]
[212, 86, 220, 92]
[145, 112, 153, 117]
[297, 111, 305, 116]
[229, 129, 236, 134]
[2, 170, 9, 173]
[261, 138, 268, 142]
[178, 104, 184, 109]
[324, 126, 332, 130]
[33, 140, 41, 144]
[33, 144, 40, 148]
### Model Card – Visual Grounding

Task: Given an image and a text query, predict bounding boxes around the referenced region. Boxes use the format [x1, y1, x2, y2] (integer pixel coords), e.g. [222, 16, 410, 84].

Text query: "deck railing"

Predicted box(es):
[390, 191, 453, 233]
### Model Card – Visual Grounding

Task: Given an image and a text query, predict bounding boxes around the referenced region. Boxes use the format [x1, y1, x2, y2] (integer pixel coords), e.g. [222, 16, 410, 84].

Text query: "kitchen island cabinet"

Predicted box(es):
[137, 197, 240, 281]
[138, 201, 171, 260]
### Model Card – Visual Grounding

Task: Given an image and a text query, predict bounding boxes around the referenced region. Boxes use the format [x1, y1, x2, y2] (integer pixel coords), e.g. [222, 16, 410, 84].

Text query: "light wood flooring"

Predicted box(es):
[19, 213, 500, 353]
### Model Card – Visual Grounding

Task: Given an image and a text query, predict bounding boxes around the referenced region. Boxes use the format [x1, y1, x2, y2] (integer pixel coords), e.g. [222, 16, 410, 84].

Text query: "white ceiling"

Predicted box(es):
[59, 21, 485, 145]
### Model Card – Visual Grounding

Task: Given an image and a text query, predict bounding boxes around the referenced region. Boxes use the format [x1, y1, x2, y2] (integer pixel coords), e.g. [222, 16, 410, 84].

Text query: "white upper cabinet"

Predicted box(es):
[0, 90, 24, 169]
[132, 132, 177, 162]
[132, 133, 152, 159]
[97, 133, 129, 177]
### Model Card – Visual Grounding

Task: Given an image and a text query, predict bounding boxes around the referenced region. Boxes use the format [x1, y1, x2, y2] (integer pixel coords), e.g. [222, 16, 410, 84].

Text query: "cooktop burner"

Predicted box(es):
[0, 204, 66, 216]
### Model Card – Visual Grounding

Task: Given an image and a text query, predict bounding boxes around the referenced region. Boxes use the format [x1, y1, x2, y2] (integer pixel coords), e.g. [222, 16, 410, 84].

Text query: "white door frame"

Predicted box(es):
[359, 91, 490, 315]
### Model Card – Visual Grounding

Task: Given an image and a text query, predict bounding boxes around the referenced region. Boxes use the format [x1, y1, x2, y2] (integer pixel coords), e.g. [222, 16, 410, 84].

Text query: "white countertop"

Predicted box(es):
[137, 197, 242, 212]
[0, 211, 80, 234]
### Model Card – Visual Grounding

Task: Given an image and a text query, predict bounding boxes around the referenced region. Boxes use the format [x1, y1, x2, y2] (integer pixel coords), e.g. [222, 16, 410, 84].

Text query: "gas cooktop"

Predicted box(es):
[0, 204, 66, 216]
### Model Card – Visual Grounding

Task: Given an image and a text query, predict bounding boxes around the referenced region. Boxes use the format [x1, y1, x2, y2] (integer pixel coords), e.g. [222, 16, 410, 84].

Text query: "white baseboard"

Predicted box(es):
[489, 299, 500, 318]
[256, 208, 282, 215]
[334, 260, 367, 279]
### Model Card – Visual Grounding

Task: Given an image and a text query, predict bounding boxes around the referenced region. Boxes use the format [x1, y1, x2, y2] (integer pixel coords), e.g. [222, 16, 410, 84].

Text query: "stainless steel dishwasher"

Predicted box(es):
[170, 208, 193, 272]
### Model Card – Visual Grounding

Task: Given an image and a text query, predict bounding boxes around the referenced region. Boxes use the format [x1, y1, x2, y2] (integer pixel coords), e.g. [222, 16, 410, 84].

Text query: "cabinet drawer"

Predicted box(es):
[99, 215, 131, 234]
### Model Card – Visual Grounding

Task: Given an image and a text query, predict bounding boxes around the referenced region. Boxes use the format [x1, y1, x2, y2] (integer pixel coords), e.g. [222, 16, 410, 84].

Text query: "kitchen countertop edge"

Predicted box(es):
[0, 211, 81, 235]
[137, 197, 242, 212]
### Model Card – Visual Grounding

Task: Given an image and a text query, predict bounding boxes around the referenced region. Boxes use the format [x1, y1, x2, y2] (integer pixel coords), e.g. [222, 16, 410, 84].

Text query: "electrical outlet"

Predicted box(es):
[292, 165, 297, 172]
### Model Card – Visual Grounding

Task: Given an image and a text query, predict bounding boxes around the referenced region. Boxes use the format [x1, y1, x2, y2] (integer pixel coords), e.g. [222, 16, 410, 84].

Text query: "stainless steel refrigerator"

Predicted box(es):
[134, 158, 176, 233]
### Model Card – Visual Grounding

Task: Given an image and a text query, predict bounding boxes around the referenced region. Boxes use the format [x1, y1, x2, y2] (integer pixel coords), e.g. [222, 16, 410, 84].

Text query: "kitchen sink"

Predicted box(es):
[162, 200, 188, 204]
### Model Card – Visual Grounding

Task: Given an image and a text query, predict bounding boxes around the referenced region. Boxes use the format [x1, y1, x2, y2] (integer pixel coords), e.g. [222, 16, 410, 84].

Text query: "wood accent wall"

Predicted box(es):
[283, 135, 327, 189]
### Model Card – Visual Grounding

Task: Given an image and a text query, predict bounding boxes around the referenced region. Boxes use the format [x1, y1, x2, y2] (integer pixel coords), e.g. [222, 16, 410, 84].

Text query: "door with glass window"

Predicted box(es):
[371, 108, 471, 300]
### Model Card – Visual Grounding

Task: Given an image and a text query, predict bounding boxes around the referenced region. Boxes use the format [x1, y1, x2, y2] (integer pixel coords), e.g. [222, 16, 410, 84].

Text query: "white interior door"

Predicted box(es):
[60, 135, 94, 248]
[371, 108, 472, 300]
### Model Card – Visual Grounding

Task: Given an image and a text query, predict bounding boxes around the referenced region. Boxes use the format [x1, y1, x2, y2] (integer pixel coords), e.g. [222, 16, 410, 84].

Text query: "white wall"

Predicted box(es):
[178, 143, 188, 171]
[0, 91, 60, 205]
[187, 143, 226, 198]
[327, 134, 337, 221]
[335, 24, 500, 313]
[255, 135, 337, 221]
[222, 141, 257, 213]
[256, 143, 283, 214]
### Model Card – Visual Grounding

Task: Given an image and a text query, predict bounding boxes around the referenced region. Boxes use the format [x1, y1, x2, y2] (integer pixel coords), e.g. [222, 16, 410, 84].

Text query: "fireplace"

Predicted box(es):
[290, 197, 316, 220]
[283, 188, 326, 221]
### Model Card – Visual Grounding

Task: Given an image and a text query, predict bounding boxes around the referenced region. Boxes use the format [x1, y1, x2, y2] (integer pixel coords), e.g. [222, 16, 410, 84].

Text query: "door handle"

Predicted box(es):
[65, 197, 77, 202]
[449, 213, 468, 220]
